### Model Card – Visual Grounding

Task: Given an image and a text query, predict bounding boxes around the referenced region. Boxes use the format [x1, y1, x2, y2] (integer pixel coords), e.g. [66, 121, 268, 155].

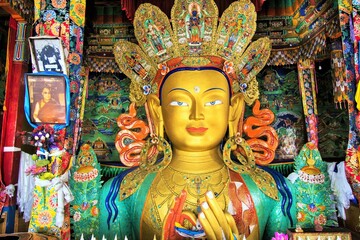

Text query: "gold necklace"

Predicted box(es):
[159, 164, 230, 208]
[145, 166, 230, 231]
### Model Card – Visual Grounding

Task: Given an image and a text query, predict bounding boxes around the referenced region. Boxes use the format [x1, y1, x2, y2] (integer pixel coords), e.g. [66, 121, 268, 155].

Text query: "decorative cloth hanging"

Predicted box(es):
[298, 59, 319, 146]
[331, 50, 349, 108]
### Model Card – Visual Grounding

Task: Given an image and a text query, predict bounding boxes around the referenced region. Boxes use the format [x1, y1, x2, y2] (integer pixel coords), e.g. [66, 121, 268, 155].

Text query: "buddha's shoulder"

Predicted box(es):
[101, 171, 158, 198]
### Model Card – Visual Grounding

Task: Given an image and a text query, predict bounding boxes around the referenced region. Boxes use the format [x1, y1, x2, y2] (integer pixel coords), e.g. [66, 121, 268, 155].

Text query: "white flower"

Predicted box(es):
[73, 211, 81, 222]
[297, 203, 306, 208]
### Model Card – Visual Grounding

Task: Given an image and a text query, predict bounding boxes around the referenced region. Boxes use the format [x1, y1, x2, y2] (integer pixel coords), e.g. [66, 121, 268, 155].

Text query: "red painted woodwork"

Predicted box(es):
[0, 17, 30, 207]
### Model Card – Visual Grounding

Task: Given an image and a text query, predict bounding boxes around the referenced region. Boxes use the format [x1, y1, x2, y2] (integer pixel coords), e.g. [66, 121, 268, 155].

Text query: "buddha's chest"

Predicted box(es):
[140, 168, 230, 237]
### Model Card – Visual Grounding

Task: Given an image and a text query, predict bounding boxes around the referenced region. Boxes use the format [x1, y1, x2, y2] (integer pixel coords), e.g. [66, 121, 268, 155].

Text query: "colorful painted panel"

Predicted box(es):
[80, 73, 146, 163]
[256, 66, 306, 162]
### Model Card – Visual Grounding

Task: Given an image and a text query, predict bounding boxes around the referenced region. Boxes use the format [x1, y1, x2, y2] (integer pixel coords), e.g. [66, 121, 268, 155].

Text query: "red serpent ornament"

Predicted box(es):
[115, 103, 156, 166]
[242, 100, 278, 165]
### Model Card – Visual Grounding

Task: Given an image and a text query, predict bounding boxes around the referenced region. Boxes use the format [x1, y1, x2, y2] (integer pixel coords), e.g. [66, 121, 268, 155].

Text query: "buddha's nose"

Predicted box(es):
[189, 101, 204, 120]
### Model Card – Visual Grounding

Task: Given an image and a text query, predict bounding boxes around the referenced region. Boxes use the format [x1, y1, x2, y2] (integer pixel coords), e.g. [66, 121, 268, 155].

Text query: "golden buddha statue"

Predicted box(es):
[98, 0, 296, 239]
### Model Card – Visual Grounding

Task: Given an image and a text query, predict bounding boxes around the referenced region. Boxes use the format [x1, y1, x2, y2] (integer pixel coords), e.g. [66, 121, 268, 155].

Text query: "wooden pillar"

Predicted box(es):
[30, 0, 86, 238]
[68, 0, 86, 155]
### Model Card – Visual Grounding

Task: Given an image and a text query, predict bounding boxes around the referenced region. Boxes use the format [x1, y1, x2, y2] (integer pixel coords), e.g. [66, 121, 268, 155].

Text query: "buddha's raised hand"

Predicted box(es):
[199, 191, 239, 240]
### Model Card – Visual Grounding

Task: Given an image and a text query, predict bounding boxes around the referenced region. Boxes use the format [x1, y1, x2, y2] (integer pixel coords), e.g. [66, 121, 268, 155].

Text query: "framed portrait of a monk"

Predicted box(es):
[24, 72, 70, 129]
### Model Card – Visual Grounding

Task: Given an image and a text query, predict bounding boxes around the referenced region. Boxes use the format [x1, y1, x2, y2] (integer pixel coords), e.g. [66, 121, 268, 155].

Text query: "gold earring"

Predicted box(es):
[223, 133, 255, 172]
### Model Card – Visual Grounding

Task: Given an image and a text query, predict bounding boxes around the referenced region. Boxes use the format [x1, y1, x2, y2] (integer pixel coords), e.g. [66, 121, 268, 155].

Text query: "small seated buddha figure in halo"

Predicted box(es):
[99, 0, 297, 239]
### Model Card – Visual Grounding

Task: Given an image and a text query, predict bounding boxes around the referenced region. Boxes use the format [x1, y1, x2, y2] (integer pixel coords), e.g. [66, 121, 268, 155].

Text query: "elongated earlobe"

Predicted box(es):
[228, 93, 245, 138]
[147, 94, 164, 138]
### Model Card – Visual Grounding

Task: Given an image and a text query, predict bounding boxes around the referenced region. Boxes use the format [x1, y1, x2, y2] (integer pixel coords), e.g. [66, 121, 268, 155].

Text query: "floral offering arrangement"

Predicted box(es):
[27, 125, 73, 238]
[26, 125, 71, 180]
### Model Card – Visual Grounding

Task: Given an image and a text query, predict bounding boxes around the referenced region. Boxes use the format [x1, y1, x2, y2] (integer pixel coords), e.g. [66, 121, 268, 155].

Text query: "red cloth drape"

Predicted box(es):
[252, 0, 266, 12]
[121, 0, 266, 21]
[120, 0, 136, 21]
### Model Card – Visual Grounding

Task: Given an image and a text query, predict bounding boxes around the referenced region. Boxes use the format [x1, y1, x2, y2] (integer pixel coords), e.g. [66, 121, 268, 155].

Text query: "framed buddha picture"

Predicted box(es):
[29, 36, 68, 75]
[24, 72, 70, 129]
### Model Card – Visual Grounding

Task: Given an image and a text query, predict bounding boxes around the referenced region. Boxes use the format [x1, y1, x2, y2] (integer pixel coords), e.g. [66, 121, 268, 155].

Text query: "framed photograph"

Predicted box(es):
[24, 72, 70, 129]
[29, 36, 67, 75]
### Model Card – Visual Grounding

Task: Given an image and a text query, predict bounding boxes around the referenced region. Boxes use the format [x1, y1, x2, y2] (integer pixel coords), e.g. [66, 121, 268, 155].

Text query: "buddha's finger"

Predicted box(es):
[166, 198, 176, 225]
[170, 192, 180, 213]
[167, 190, 185, 223]
[205, 191, 232, 239]
[225, 212, 239, 238]
[174, 190, 187, 223]
[162, 209, 175, 239]
[198, 212, 217, 240]
[200, 201, 223, 239]
[163, 191, 187, 240]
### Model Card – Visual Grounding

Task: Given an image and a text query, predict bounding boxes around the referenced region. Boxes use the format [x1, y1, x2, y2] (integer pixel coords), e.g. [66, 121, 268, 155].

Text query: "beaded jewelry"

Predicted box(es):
[223, 133, 279, 200]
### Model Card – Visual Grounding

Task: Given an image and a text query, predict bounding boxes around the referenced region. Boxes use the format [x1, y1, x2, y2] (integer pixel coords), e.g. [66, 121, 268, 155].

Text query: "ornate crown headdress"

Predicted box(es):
[113, 0, 271, 106]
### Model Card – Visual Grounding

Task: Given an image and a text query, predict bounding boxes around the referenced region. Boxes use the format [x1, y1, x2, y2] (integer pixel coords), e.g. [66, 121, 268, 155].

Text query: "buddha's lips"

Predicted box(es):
[186, 127, 208, 133]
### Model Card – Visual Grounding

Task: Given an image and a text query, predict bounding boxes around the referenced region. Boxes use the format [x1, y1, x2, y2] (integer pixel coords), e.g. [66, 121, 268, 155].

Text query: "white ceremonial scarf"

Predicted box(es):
[17, 151, 35, 222]
[327, 161, 355, 220]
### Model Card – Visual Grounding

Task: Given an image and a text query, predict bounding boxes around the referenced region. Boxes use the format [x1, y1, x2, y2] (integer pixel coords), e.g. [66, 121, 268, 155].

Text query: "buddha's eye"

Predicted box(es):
[169, 101, 189, 106]
[205, 100, 222, 106]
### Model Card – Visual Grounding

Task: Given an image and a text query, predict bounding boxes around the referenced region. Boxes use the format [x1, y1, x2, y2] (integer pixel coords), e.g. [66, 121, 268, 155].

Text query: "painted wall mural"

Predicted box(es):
[257, 63, 348, 163]
[257, 66, 306, 163]
[80, 73, 147, 163]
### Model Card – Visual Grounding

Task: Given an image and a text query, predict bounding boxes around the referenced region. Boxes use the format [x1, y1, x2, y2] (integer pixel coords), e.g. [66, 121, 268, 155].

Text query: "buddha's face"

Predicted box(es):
[160, 70, 230, 151]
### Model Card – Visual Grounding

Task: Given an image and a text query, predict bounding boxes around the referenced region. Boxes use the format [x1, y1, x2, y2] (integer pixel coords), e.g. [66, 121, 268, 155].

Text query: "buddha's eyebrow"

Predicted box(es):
[169, 88, 190, 93]
[204, 87, 226, 93]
